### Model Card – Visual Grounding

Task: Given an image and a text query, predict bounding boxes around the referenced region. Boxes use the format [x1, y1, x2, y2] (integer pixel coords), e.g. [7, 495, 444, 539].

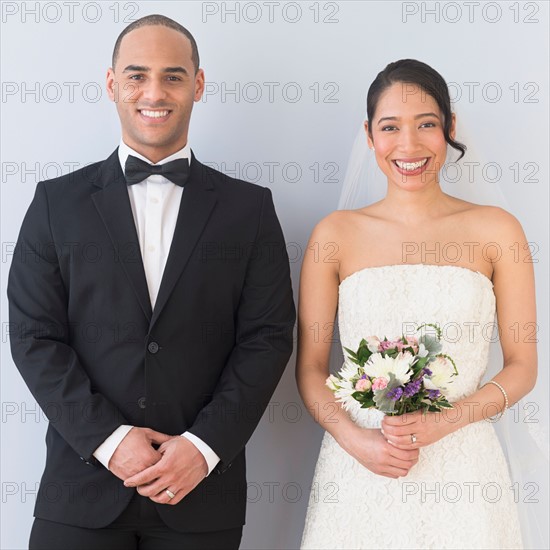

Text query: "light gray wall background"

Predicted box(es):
[1, 1, 548, 549]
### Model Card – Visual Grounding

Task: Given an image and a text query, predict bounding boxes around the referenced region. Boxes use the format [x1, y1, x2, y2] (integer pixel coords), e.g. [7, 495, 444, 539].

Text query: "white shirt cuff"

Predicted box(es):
[93, 425, 134, 469]
[181, 432, 220, 476]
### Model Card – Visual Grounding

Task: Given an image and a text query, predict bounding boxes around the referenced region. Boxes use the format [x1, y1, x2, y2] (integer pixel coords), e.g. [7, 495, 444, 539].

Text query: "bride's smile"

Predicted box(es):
[392, 157, 430, 176]
[365, 82, 455, 193]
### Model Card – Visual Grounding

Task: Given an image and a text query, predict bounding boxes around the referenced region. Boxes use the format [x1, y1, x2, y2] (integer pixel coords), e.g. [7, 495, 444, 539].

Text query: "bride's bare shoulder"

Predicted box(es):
[458, 202, 525, 233]
[311, 208, 377, 238]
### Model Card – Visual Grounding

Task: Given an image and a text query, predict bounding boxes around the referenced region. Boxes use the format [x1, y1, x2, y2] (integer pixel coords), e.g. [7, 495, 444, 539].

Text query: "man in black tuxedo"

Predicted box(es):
[8, 14, 295, 549]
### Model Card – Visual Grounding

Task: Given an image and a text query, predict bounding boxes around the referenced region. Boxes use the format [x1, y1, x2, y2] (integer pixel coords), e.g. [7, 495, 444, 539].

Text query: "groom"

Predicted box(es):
[8, 14, 295, 549]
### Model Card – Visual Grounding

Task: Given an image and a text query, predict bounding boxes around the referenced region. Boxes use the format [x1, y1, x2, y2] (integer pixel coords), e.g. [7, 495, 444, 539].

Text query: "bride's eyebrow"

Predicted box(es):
[377, 112, 440, 124]
[415, 112, 440, 119]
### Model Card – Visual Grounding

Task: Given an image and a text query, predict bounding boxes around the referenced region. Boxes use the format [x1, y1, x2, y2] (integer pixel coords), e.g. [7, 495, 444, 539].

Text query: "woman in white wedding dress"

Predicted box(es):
[296, 60, 537, 550]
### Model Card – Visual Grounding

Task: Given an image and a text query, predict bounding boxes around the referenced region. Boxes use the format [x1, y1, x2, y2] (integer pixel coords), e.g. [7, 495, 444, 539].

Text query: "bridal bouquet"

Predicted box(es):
[326, 324, 457, 415]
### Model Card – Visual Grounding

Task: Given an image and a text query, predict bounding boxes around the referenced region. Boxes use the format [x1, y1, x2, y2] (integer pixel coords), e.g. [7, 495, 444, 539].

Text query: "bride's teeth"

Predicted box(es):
[141, 110, 169, 118]
[395, 158, 428, 171]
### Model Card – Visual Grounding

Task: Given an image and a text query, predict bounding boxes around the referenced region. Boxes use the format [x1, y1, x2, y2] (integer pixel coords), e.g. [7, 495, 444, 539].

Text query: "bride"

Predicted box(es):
[296, 59, 537, 549]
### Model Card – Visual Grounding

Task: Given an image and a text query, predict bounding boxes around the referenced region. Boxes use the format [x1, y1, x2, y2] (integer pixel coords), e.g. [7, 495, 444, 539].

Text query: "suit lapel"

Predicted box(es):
[150, 154, 217, 329]
[91, 149, 153, 322]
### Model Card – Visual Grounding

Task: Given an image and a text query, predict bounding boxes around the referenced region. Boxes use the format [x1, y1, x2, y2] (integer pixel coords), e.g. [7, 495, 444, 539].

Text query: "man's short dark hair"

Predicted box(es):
[112, 14, 200, 73]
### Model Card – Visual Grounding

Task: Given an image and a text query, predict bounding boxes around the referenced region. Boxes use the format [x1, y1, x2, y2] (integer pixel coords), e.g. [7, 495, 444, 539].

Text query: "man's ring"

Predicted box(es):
[165, 489, 176, 500]
[410, 434, 417, 444]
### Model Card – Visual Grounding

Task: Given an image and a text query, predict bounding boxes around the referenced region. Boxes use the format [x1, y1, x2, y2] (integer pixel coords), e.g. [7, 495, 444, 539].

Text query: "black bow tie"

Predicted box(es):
[124, 155, 190, 187]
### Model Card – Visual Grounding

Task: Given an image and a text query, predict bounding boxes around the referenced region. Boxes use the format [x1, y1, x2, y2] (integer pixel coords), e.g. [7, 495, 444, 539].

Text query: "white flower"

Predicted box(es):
[417, 343, 429, 358]
[325, 374, 340, 391]
[328, 361, 361, 410]
[424, 356, 455, 390]
[333, 379, 357, 410]
[364, 351, 413, 385]
[365, 336, 381, 353]
[339, 358, 360, 380]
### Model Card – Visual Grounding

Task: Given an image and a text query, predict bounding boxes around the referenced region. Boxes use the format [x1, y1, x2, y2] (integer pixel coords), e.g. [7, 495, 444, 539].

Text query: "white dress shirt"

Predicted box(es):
[93, 140, 220, 475]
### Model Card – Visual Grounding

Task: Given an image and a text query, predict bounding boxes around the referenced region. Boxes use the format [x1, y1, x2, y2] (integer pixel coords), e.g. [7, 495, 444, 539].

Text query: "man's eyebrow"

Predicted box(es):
[122, 65, 189, 75]
[123, 65, 149, 73]
[163, 66, 189, 74]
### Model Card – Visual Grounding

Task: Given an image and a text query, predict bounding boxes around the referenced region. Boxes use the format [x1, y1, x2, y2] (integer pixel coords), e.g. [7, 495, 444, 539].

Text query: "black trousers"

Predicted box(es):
[29, 493, 243, 550]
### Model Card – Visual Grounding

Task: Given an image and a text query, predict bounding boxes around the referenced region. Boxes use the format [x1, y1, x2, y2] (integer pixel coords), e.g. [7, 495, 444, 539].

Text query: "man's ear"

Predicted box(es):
[194, 69, 205, 102]
[106, 68, 116, 102]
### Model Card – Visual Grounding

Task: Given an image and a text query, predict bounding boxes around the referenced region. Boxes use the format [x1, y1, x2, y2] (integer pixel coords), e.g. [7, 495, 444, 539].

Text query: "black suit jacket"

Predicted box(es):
[7, 148, 295, 532]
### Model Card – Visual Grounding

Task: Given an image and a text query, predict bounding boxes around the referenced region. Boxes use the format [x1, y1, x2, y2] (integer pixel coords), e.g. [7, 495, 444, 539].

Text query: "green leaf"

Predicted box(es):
[414, 356, 429, 370]
[352, 391, 373, 402]
[357, 344, 372, 362]
[359, 398, 375, 409]
[420, 334, 443, 356]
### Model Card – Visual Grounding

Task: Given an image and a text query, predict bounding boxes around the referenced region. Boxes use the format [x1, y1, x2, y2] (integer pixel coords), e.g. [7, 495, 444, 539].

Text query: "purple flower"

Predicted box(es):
[387, 386, 404, 401]
[403, 378, 422, 398]
[427, 389, 440, 400]
[423, 367, 432, 376]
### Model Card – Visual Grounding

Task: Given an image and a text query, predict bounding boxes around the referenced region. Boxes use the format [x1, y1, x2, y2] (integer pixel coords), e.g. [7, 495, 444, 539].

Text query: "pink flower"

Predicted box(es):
[400, 336, 419, 353]
[355, 378, 372, 392]
[379, 340, 397, 351]
[372, 377, 389, 391]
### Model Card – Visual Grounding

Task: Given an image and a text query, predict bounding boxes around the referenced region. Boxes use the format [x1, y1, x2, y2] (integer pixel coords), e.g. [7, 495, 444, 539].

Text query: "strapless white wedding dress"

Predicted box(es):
[301, 264, 522, 550]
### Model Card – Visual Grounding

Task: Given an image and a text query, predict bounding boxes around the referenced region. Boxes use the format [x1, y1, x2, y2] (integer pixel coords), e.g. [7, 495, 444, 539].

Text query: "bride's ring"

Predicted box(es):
[410, 434, 417, 444]
[165, 489, 176, 500]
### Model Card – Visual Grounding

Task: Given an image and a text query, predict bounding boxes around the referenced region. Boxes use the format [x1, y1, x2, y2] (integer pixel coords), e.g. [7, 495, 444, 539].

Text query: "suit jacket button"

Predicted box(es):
[147, 342, 159, 354]
[138, 397, 147, 409]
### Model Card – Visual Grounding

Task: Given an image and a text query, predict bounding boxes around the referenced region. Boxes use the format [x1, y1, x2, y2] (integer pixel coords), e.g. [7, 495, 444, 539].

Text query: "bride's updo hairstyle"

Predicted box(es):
[366, 59, 466, 160]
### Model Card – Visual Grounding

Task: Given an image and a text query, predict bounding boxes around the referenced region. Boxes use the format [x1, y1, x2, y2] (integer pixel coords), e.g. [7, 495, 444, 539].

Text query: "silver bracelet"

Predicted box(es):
[484, 380, 509, 416]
